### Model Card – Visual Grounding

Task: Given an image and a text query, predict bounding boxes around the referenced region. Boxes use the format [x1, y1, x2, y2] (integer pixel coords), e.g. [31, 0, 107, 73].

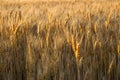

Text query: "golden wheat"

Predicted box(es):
[0, 0, 120, 80]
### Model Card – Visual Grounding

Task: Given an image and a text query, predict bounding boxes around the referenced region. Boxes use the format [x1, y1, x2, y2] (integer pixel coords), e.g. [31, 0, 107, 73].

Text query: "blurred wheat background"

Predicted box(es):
[0, 0, 120, 80]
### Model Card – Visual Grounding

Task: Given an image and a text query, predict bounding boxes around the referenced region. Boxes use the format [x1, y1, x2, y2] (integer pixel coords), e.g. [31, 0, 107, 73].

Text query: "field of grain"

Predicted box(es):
[0, 0, 120, 80]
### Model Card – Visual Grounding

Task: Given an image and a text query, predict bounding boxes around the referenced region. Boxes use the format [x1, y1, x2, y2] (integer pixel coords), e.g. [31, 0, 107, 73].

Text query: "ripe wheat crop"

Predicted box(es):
[0, 0, 120, 80]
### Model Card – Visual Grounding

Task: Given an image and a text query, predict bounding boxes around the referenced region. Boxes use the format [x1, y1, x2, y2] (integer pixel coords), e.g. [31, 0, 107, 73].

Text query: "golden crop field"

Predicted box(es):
[0, 0, 120, 80]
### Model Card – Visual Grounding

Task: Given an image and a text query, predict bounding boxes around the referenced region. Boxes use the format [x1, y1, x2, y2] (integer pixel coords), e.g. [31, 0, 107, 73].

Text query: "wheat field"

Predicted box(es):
[0, 0, 120, 80]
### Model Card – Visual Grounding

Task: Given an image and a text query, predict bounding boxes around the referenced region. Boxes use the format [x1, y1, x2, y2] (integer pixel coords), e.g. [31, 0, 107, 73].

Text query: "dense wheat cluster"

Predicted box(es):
[0, 1, 120, 80]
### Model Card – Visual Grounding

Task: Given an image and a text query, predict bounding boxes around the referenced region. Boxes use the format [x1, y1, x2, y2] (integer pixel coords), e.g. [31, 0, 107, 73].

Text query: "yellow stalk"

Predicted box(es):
[28, 43, 33, 64]
[118, 40, 120, 56]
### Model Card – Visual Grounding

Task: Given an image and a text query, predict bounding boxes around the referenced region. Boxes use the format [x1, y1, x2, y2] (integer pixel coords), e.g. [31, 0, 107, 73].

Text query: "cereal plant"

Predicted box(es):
[0, 0, 120, 80]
